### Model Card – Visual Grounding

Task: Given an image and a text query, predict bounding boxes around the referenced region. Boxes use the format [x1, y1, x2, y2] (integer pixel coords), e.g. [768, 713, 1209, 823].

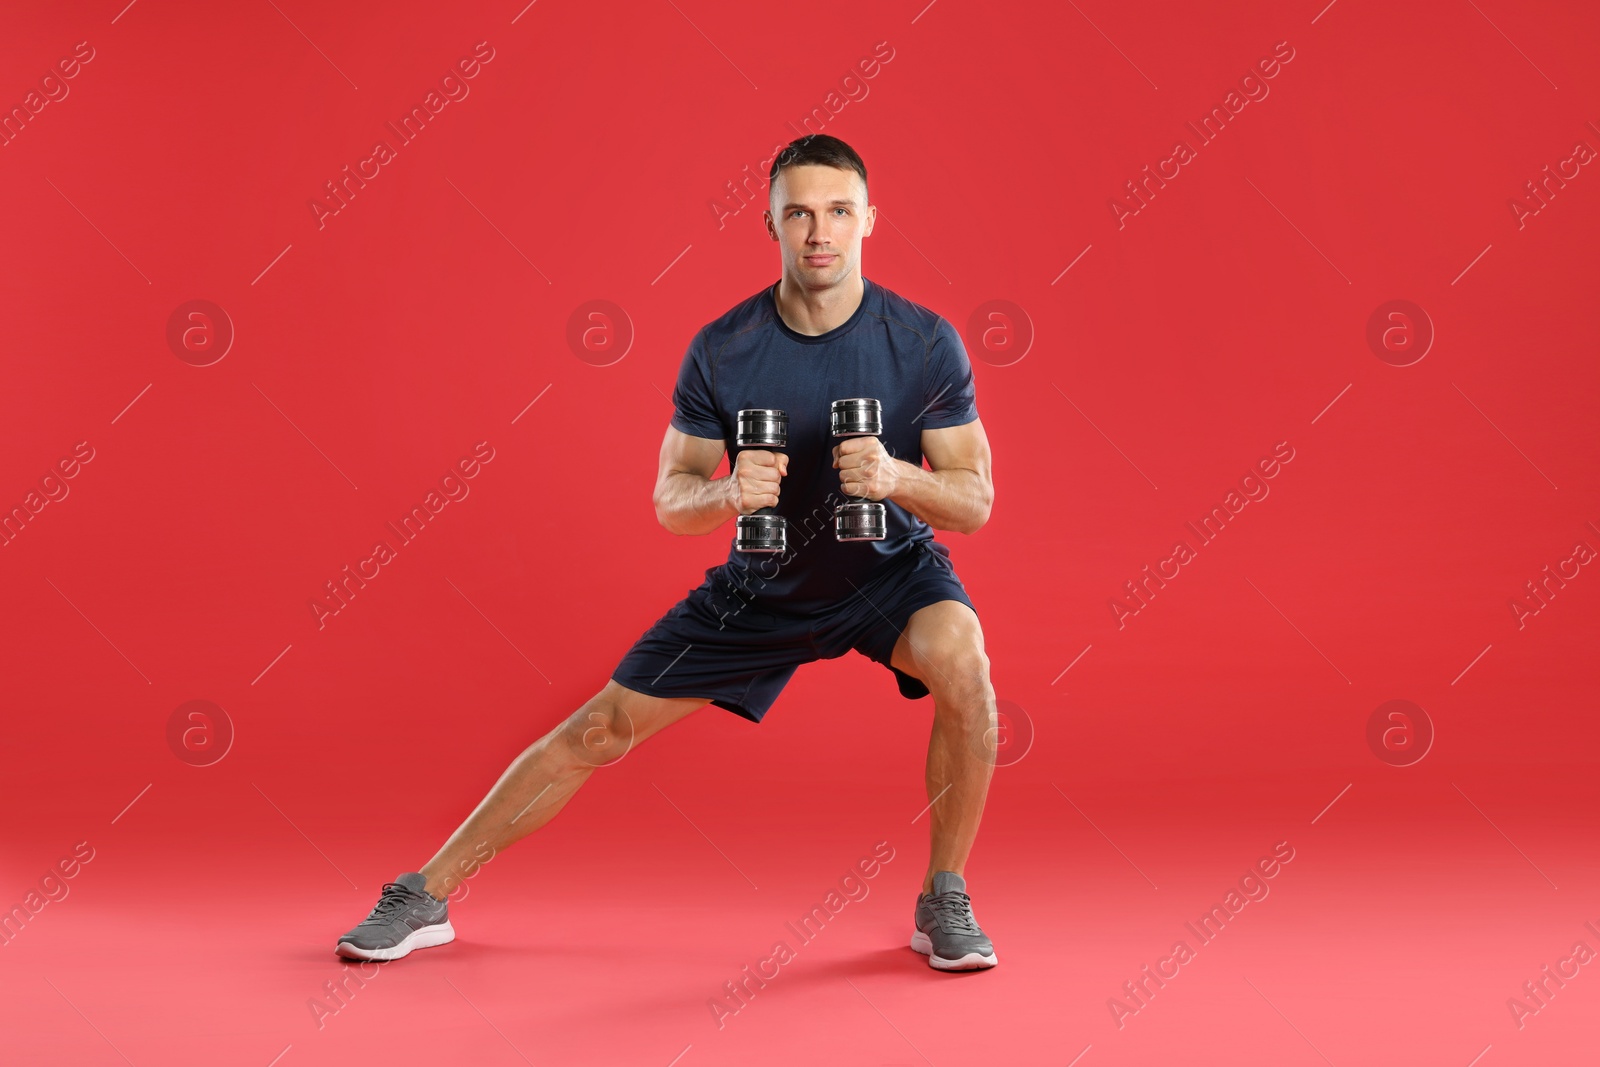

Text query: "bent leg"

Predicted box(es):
[890, 601, 996, 896]
[418, 680, 706, 899]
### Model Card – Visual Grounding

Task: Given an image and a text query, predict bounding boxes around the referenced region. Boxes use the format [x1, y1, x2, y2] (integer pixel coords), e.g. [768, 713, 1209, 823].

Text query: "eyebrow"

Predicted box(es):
[782, 200, 857, 210]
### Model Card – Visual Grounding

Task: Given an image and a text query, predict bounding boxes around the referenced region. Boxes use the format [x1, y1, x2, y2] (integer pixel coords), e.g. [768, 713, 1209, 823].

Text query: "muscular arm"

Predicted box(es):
[837, 418, 994, 536]
[652, 426, 736, 536]
[895, 419, 994, 535]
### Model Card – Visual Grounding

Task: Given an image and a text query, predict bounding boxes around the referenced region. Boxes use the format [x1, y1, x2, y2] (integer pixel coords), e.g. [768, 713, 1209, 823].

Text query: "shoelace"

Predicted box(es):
[925, 890, 981, 934]
[363, 882, 424, 923]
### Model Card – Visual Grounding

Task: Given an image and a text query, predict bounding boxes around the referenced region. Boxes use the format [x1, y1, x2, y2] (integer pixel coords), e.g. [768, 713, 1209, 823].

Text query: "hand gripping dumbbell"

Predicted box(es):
[831, 397, 887, 542]
[733, 408, 788, 553]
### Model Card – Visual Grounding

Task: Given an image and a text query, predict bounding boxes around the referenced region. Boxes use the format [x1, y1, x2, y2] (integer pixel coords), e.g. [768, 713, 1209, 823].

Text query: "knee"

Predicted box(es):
[559, 694, 635, 767]
[924, 635, 992, 704]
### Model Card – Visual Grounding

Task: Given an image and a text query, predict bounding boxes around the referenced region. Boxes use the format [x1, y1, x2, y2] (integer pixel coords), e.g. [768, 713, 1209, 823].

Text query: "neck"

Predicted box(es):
[773, 271, 864, 336]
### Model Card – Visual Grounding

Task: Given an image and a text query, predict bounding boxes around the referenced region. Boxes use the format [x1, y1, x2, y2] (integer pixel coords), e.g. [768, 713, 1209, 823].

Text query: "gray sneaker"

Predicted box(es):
[911, 871, 998, 971]
[336, 872, 455, 961]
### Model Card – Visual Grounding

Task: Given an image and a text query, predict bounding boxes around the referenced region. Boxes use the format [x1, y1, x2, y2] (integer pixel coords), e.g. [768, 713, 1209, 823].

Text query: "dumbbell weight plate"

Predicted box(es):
[835, 501, 886, 541]
[736, 408, 787, 448]
[830, 397, 881, 437]
[736, 512, 787, 552]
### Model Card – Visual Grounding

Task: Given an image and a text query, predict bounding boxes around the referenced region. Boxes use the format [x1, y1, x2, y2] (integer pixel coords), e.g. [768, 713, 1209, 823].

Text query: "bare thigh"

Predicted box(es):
[889, 601, 985, 686]
[563, 680, 710, 765]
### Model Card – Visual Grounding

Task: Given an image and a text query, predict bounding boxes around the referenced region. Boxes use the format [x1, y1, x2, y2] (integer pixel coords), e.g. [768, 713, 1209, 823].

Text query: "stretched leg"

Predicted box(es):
[418, 680, 707, 900]
[890, 601, 996, 895]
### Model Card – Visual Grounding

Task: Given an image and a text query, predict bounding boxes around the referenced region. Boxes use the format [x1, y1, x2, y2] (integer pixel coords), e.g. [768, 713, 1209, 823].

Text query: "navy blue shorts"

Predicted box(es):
[610, 540, 977, 723]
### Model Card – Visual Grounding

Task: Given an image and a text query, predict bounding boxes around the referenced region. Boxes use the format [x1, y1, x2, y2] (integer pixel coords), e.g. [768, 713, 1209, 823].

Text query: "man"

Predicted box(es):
[335, 134, 1001, 971]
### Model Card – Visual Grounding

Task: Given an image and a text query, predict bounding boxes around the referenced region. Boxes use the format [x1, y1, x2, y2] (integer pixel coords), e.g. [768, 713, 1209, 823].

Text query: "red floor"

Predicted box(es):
[4, 652, 1596, 1065]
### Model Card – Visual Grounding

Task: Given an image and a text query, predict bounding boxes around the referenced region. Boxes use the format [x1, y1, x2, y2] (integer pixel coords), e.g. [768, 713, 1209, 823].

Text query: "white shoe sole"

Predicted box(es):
[336, 920, 456, 961]
[910, 929, 998, 970]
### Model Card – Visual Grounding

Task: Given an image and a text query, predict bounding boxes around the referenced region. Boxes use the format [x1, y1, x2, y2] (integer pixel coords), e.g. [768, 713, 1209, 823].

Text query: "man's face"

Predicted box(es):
[765, 164, 874, 289]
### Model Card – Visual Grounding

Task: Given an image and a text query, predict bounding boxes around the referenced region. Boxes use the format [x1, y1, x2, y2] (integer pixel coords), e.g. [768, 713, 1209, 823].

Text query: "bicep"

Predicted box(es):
[920, 418, 991, 478]
[657, 425, 727, 485]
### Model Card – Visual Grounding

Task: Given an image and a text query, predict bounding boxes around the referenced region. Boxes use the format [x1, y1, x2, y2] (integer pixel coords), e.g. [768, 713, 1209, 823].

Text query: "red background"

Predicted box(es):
[2, 1, 1597, 1064]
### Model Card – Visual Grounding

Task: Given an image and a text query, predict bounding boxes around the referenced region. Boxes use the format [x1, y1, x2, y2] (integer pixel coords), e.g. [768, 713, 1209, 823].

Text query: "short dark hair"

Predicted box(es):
[768, 134, 868, 204]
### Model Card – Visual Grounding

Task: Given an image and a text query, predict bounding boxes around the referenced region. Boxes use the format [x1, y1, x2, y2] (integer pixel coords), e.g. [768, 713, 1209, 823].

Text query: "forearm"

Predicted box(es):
[886, 458, 992, 535]
[655, 470, 738, 536]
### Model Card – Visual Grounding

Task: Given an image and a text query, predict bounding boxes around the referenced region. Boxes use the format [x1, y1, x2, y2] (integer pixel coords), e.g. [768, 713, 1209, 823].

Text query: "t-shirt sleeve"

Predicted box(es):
[921, 318, 980, 429]
[668, 329, 725, 440]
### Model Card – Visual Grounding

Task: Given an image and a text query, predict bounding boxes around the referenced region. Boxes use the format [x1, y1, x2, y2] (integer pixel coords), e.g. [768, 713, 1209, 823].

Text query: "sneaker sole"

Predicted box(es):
[910, 929, 997, 971]
[336, 920, 455, 961]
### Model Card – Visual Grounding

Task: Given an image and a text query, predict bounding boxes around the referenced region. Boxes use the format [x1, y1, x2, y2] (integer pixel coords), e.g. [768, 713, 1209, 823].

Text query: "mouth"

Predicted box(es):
[804, 254, 838, 265]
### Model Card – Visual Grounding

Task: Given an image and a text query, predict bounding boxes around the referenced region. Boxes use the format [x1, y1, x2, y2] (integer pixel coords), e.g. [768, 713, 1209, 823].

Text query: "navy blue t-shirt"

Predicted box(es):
[669, 275, 979, 614]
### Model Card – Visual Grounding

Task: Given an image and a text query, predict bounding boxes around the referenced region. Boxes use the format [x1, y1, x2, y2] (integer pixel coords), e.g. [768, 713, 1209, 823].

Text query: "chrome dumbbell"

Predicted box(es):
[831, 397, 886, 542]
[733, 408, 788, 553]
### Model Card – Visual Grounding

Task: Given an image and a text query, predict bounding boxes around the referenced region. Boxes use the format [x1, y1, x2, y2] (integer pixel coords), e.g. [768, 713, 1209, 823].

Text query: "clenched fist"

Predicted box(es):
[833, 437, 900, 500]
[728, 449, 789, 514]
